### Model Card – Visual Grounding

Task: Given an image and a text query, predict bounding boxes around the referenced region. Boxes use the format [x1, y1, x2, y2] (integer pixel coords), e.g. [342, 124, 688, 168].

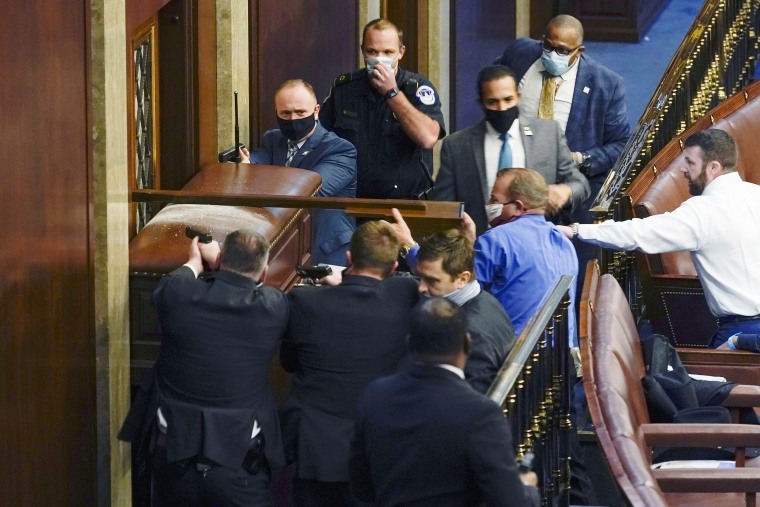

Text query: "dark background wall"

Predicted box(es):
[249, 0, 358, 147]
[451, 0, 517, 131]
[0, 0, 96, 503]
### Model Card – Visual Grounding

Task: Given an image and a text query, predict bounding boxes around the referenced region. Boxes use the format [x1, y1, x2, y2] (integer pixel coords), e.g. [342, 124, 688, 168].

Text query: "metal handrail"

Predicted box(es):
[486, 275, 574, 507]
[487, 275, 574, 406]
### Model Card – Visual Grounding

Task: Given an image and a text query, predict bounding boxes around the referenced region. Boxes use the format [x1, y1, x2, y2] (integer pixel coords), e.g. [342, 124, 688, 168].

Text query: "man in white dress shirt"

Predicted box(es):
[561, 129, 760, 348]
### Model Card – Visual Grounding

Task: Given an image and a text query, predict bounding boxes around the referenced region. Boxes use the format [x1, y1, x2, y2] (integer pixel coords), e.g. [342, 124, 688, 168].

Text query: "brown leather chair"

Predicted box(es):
[580, 260, 760, 506]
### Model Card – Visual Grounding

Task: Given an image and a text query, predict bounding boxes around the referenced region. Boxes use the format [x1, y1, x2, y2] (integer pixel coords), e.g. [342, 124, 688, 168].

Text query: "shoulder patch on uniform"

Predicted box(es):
[334, 70, 363, 86]
[416, 85, 436, 105]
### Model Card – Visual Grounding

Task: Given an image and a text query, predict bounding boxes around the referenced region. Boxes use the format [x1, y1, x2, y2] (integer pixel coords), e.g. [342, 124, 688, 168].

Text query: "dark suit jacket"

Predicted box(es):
[496, 38, 631, 222]
[463, 291, 515, 393]
[434, 118, 590, 234]
[280, 274, 419, 482]
[249, 122, 357, 264]
[152, 267, 289, 469]
[350, 363, 540, 506]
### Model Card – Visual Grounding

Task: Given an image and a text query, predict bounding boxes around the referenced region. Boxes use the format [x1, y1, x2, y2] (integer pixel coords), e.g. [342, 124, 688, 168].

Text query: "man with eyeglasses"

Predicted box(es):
[495, 14, 631, 226]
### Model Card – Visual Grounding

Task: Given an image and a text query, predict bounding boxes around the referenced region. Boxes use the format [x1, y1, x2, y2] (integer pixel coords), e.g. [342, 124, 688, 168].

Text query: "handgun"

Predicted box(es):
[296, 264, 333, 279]
[519, 452, 535, 474]
[185, 226, 213, 244]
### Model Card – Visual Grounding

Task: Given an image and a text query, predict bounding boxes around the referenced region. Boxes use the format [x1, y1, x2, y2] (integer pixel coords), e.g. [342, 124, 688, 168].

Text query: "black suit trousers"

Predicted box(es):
[151, 444, 274, 507]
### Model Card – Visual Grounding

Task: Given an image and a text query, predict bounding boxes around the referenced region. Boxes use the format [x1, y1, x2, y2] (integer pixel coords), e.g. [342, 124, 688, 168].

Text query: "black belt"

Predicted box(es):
[717, 314, 760, 325]
[154, 431, 266, 476]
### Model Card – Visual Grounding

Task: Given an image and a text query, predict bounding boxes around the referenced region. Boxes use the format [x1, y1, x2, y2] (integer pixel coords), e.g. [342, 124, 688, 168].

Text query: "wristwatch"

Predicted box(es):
[570, 223, 580, 239]
[399, 241, 417, 259]
[385, 87, 400, 100]
[578, 153, 592, 176]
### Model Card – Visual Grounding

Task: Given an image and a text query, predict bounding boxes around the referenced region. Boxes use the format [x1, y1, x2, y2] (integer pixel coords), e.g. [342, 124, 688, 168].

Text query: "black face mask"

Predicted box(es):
[484, 106, 519, 134]
[277, 113, 316, 142]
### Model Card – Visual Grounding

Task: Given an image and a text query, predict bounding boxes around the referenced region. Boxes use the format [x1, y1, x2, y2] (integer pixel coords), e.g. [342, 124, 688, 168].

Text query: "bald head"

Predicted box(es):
[273, 79, 319, 123]
[547, 15, 584, 43]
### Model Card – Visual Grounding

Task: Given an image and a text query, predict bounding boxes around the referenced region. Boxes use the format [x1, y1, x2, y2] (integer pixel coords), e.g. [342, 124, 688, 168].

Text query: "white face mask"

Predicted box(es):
[485, 203, 503, 223]
[365, 56, 398, 73]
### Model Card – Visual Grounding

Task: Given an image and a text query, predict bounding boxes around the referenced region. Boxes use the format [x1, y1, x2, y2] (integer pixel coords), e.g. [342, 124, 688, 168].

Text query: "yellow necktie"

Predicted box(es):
[538, 73, 560, 120]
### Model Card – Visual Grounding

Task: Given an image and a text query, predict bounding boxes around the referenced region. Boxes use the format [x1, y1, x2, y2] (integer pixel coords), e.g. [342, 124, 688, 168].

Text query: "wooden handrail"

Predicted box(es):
[131, 189, 464, 221]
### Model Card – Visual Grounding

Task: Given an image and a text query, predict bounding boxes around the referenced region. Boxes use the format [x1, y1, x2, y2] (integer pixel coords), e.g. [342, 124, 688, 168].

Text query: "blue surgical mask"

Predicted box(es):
[365, 56, 398, 73]
[541, 50, 572, 76]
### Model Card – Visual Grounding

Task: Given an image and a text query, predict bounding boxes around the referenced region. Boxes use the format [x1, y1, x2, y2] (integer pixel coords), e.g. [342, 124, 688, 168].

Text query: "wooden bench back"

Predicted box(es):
[622, 80, 760, 346]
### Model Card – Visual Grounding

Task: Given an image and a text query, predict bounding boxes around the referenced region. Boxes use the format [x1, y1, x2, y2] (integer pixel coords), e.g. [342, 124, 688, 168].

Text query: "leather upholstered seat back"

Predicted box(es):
[591, 273, 670, 506]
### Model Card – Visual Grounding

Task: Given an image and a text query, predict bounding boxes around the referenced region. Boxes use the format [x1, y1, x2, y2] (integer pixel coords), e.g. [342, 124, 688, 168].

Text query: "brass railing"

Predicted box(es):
[487, 275, 574, 507]
[593, 0, 759, 286]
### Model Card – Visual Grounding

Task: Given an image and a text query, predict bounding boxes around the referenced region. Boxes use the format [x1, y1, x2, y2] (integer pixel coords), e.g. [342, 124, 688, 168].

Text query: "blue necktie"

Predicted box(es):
[498, 132, 512, 169]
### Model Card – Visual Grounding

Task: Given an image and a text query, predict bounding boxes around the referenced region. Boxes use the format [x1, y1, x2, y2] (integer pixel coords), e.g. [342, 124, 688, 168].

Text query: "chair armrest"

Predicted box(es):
[641, 423, 760, 448]
[649, 274, 701, 284]
[678, 348, 760, 366]
[722, 384, 760, 408]
[653, 468, 760, 493]
[678, 348, 760, 385]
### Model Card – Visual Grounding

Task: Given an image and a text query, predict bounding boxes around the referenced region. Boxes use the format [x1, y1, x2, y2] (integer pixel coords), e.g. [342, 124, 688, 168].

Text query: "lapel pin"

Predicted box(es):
[583, 86, 590, 94]
[523, 126, 533, 136]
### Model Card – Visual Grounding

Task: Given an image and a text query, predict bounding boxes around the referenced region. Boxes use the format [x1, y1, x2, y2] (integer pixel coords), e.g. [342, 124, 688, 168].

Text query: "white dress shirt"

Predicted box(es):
[484, 119, 527, 199]
[578, 172, 760, 318]
[435, 363, 466, 380]
[518, 58, 579, 132]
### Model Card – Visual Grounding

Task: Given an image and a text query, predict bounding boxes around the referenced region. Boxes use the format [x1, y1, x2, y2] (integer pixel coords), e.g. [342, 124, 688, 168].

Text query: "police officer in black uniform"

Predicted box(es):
[321, 18, 446, 200]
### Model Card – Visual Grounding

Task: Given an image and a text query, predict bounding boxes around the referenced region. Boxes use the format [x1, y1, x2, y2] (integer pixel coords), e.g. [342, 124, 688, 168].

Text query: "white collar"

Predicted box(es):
[703, 171, 741, 195]
[436, 363, 465, 379]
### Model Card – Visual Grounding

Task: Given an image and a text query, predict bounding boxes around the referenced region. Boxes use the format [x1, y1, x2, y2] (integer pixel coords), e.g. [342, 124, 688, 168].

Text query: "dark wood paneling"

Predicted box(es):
[250, 0, 358, 147]
[158, 0, 199, 189]
[0, 0, 95, 503]
[127, 0, 199, 193]
[530, 0, 560, 38]
[126, 0, 173, 36]
[382, 0, 425, 75]
[569, 0, 668, 42]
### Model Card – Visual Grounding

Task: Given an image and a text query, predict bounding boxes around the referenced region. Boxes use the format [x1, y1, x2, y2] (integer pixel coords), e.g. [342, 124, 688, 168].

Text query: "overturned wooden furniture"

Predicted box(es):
[580, 260, 760, 507]
[129, 162, 464, 389]
[129, 163, 322, 398]
[623, 80, 760, 347]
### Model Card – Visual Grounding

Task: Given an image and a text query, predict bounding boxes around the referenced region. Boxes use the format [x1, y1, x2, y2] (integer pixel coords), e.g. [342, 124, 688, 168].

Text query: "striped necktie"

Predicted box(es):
[285, 141, 299, 167]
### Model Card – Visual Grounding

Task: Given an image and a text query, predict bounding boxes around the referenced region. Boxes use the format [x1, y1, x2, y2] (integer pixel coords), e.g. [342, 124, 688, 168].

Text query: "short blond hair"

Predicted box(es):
[274, 79, 317, 102]
[350, 221, 400, 278]
[362, 18, 404, 48]
[496, 168, 549, 210]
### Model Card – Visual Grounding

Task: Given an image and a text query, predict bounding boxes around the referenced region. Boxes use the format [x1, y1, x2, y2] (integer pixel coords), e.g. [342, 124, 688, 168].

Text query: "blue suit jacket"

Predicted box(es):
[250, 123, 357, 265]
[496, 38, 631, 222]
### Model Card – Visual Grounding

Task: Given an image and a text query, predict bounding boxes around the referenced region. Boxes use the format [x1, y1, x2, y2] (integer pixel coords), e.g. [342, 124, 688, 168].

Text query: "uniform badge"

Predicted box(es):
[416, 85, 436, 105]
